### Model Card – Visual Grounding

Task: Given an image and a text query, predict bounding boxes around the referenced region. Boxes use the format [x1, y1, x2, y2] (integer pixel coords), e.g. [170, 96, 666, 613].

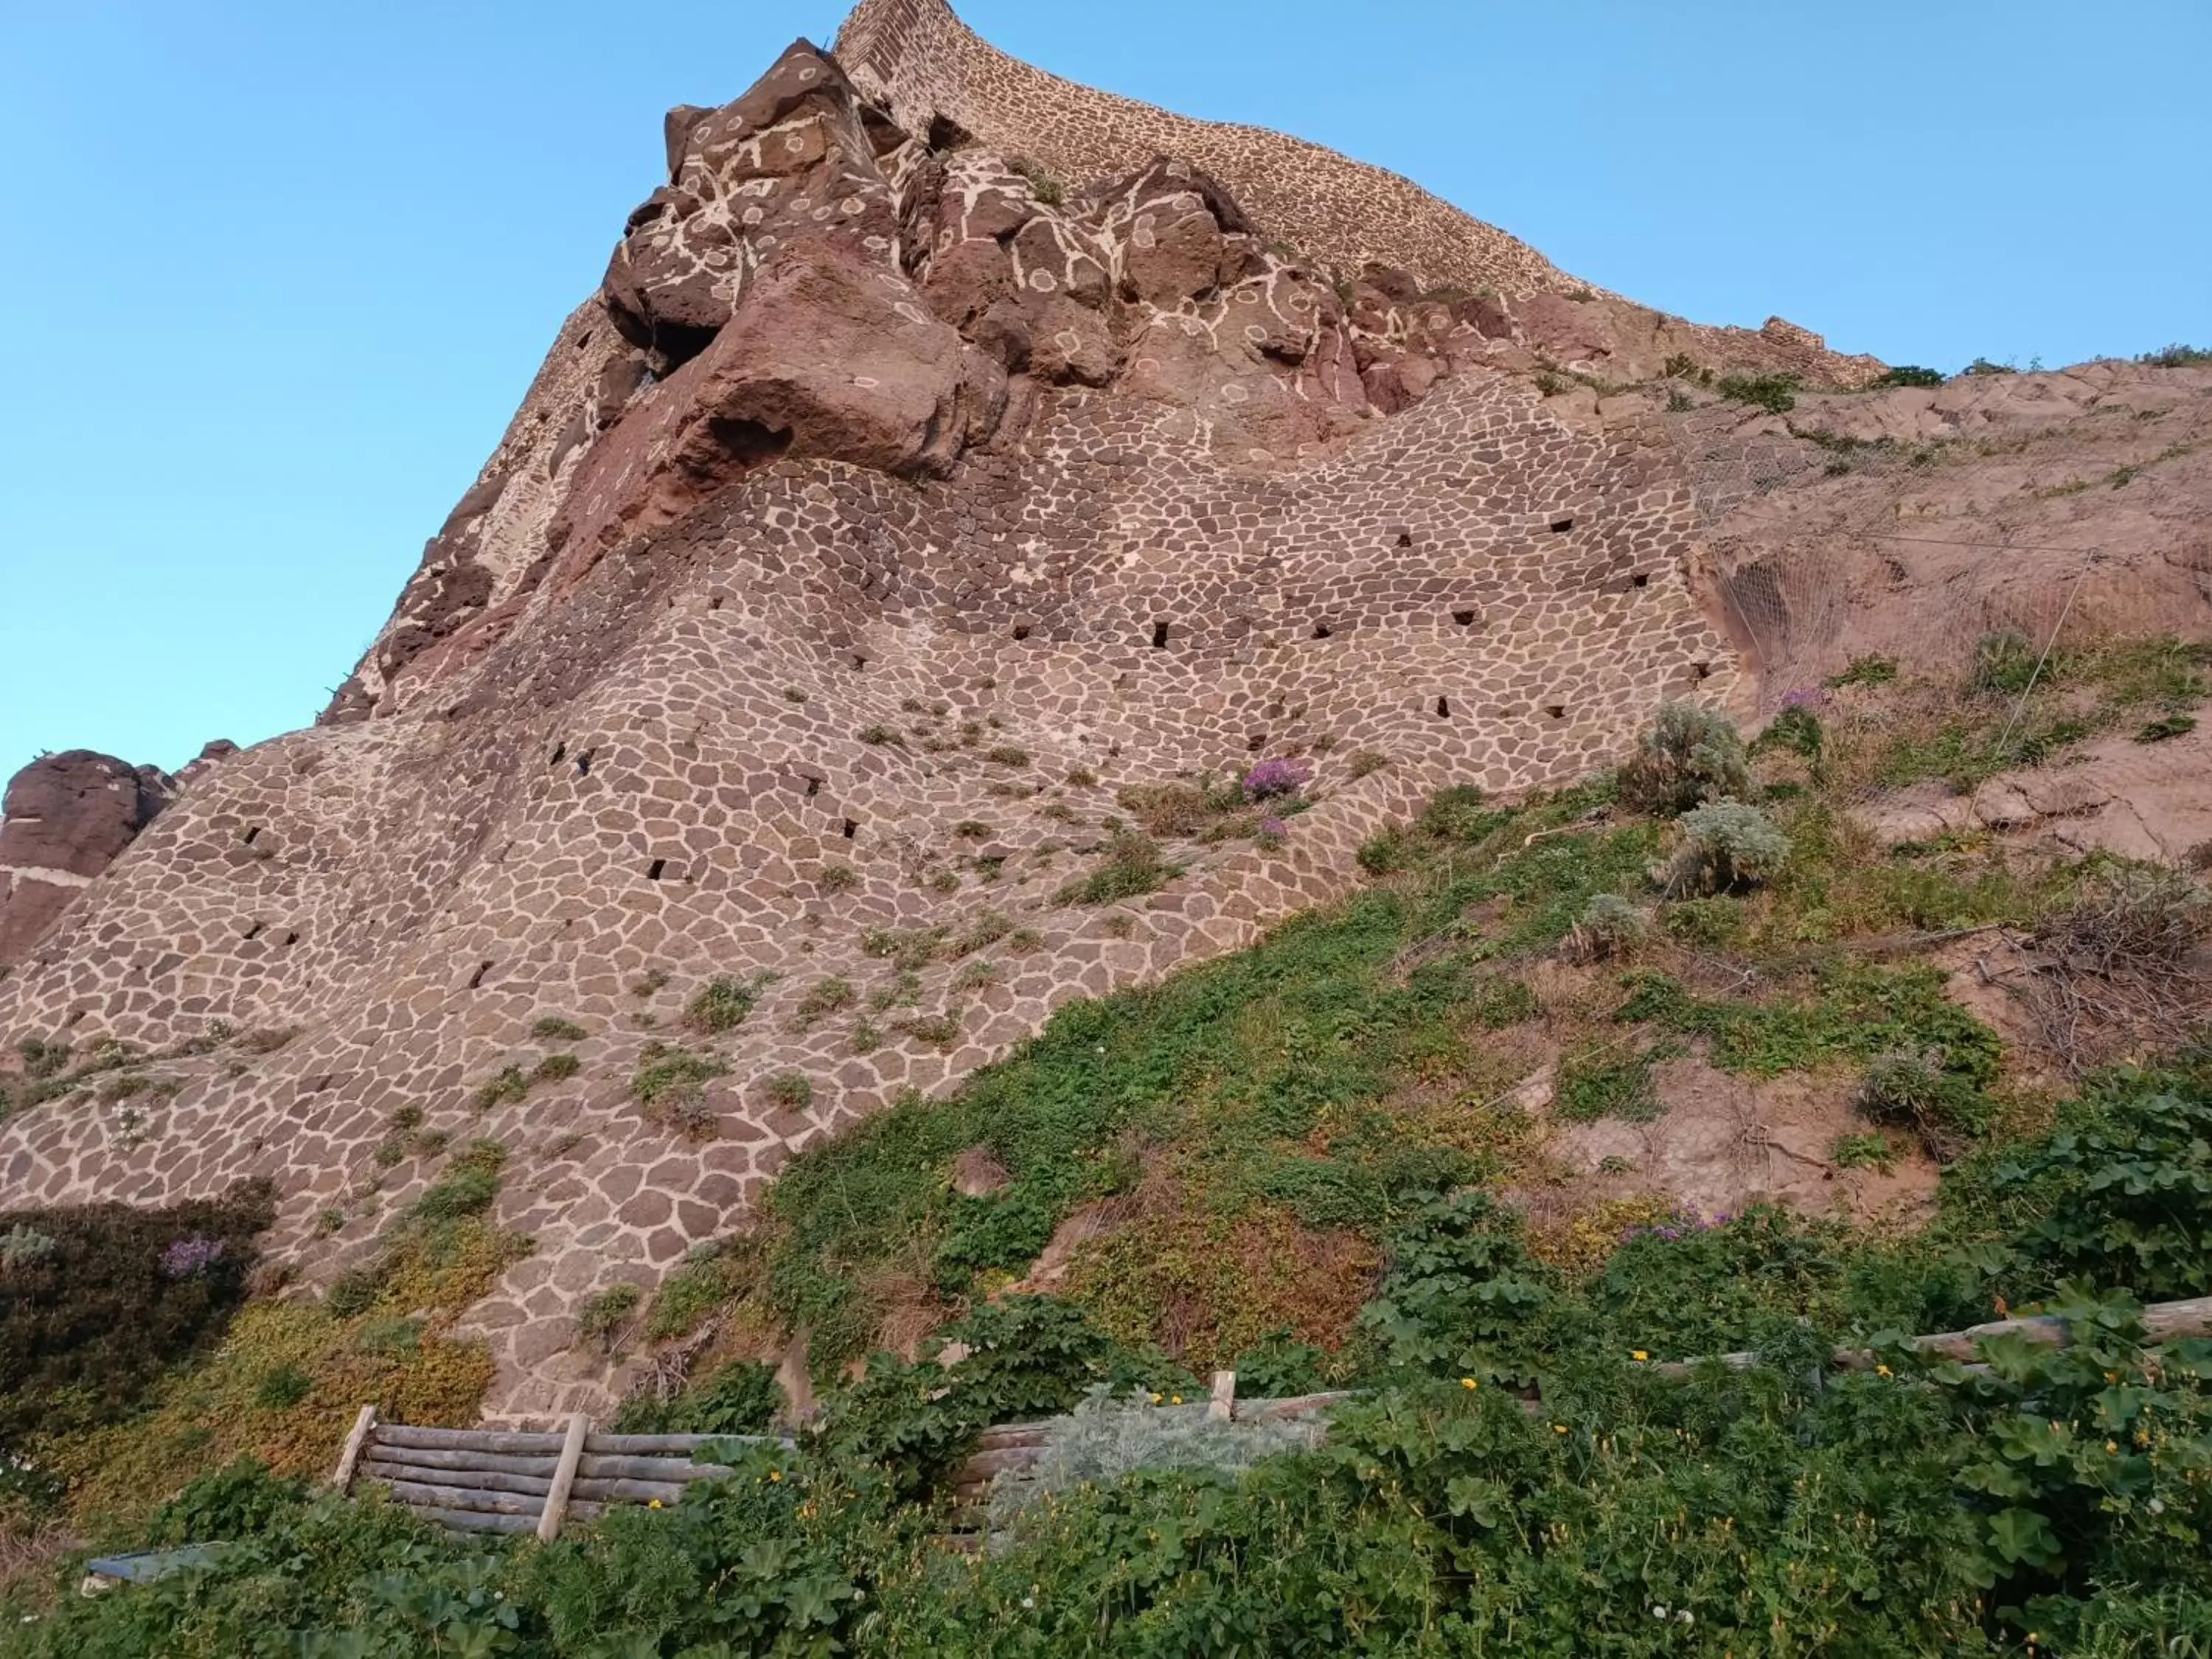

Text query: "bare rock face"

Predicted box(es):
[555, 234, 1005, 562]
[0, 752, 175, 967]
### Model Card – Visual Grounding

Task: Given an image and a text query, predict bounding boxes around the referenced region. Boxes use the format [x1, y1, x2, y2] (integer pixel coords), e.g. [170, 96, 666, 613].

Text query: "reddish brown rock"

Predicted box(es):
[0, 751, 174, 966]
[555, 235, 1006, 561]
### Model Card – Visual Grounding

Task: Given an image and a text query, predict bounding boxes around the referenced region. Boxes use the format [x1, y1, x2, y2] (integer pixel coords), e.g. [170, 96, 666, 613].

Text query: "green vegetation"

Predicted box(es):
[529, 1017, 588, 1043]
[1877, 364, 1948, 387]
[10, 675, 2212, 1651]
[1055, 829, 1175, 905]
[1715, 370, 1801, 413]
[2140, 343, 2212, 369]
[684, 973, 774, 1035]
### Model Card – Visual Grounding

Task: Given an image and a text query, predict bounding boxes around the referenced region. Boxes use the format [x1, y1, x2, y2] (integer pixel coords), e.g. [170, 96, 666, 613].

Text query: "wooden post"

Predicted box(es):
[332, 1405, 378, 1492]
[1208, 1370, 1236, 1424]
[538, 1413, 591, 1543]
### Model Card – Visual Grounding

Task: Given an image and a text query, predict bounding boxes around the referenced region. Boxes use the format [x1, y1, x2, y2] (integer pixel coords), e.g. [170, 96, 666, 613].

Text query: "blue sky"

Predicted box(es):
[1, 0, 2205, 785]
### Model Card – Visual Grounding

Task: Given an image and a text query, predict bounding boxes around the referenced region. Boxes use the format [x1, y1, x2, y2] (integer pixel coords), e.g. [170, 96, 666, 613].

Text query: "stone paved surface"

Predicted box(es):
[0, 7, 1807, 1420]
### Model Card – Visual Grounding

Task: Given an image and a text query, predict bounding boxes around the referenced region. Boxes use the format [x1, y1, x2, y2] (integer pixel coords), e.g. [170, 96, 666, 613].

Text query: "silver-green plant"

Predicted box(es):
[1665, 800, 1790, 897]
[0, 1225, 58, 1272]
[1571, 894, 1651, 961]
[1618, 703, 1754, 817]
[989, 1385, 1326, 1527]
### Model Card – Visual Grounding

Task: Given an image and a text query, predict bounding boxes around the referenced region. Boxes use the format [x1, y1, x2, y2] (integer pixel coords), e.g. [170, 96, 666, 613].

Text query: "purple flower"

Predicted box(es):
[1258, 816, 1290, 839]
[1240, 758, 1312, 801]
[160, 1237, 225, 1279]
[1778, 687, 1831, 711]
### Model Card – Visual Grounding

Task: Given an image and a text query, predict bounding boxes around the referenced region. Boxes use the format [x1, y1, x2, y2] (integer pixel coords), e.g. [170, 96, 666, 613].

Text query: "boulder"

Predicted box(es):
[0, 751, 175, 965]
[554, 236, 1006, 559]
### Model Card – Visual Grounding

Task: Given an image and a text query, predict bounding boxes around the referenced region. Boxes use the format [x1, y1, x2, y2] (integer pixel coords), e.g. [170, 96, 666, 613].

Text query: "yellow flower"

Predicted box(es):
[1460, 1377, 1479, 1391]
[1149, 1392, 1163, 1404]
[769, 1470, 784, 1483]
[1553, 1424, 1569, 1436]
[1875, 1365, 1893, 1378]
[2106, 1441, 2119, 1454]
[1171, 1396, 1183, 1405]
[648, 1499, 663, 1509]
[1632, 1350, 1649, 1363]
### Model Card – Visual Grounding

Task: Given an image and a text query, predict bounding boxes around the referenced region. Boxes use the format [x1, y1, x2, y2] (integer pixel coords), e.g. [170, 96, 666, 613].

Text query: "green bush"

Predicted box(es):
[1877, 365, 1947, 388]
[1715, 370, 1801, 413]
[685, 975, 771, 1034]
[0, 1181, 274, 1446]
[1665, 800, 1790, 896]
[1055, 830, 1174, 905]
[1617, 703, 1753, 816]
[613, 1360, 785, 1438]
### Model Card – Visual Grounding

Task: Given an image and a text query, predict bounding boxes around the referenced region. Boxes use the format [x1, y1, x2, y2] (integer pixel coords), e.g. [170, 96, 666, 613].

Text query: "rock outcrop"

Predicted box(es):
[10, 3, 2199, 1424]
[0, 753, 175, 969]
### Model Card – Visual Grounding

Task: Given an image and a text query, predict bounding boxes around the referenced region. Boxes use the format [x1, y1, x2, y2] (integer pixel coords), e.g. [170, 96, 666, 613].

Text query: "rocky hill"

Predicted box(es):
[1, 0, 2207, 1436]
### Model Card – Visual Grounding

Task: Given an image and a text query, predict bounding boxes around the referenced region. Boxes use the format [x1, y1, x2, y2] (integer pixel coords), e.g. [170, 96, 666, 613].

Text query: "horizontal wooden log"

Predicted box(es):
[575, 1455, 734, 1485]
[569, 1476, 692, 1506]
[364, 1444, 559, 1480]
[971, 1425, 1054, 1451]
[1654, 1295, 2212, 1380]
[376, 1478, 543, 1518]
[565, 1499, 605, 1521]
[362, 1459, 552, 1500]
[424, 1506, 540, 1536]
[582, 1433, 788, 1457]
[956, 1447, 1044, 1481]
[1235, 1392, 1356, 1422]
[374, 1425, 566, 1455]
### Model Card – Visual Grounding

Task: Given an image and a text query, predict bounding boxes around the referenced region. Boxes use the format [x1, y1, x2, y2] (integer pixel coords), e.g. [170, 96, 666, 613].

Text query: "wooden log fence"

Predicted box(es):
[330, 1409, 792, 1540]
[335, 1298, 2212, 1539]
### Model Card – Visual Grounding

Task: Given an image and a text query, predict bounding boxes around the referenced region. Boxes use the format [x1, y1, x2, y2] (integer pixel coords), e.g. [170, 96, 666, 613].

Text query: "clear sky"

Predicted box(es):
[1, 0, 2205, 786]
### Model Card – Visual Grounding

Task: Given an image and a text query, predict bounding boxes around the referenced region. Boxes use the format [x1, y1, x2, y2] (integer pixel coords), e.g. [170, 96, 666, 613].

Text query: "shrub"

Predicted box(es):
[1665, 801, 1790, 896]
[576, 1284, 643, 1352]
[532, 1053, 580, 1083]
[633, 1044, 729, 1116]
[1568, 893, 1649, 961]
[147, 1458, 307, 1546]
[1617, 703, 1753, 816]
[1056, 830, 1173, 905]
[1858, 1047, 1990, 1158]
[1416, 785, 1497, 841]
[1716, 371, 1800, 413]
[863, 926, 948, 971]
[1962, 356, 2018, 376]
[472, 1065, 529, 1112]
[2039, 863, 2212, 975]
[0, 1225, 58, 1272]
[0, 1181, 274, 1445]
[531, 1016, 588, 1043]
[615, 1360, 784, 1437]
[1972, 628, 2040, 695]
[253, 1364, 312, 1410]
[858, 724, 900, 746]
[765, 1072, 813, 1110]
[819, 863, 860, 892]
[990, 1384, 1324, 1525]
[2140, 343, 2212, 368]
[2137, 714, 2198, 743]
[1831, 1130, 1897, 1174]
[1981, 1085, 2212, 1300]
[792, 975, 857, 1032]
[404, 1141, 507, 1228]
[1826, 653, 1899, 689]
[1876, 365, 1947, 388]
[984, 745, 1032, 768]
[1242, 758, 1314, 801]
[686, 974, 771, 1034]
